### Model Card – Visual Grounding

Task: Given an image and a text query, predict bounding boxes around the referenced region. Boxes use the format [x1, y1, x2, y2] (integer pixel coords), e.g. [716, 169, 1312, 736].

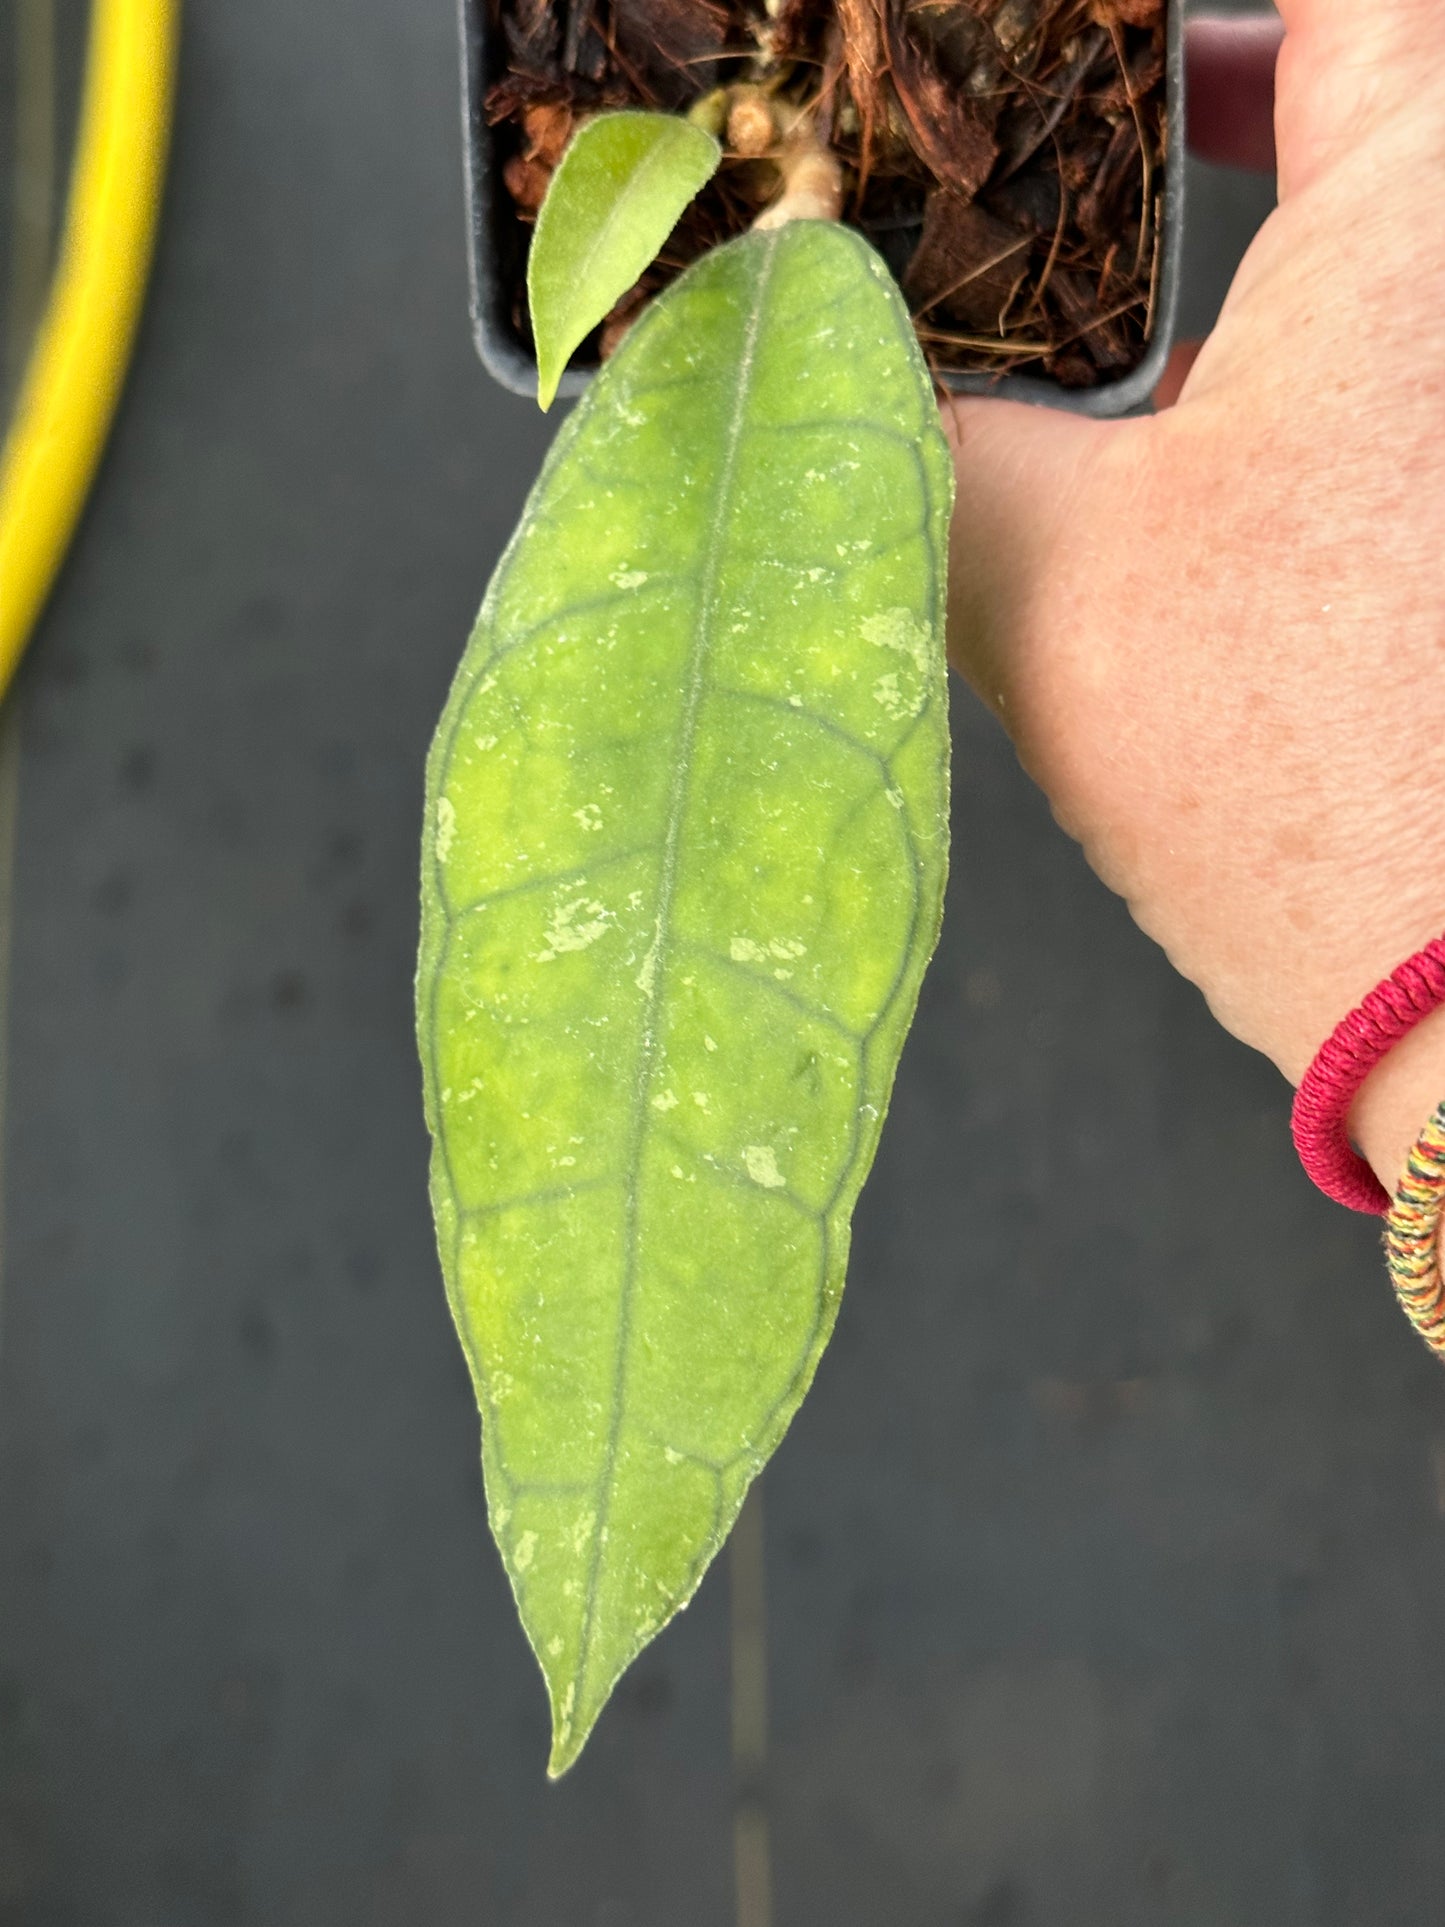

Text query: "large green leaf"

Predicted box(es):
[419, 221, 953, 1775]
[529, 110, 720, 410]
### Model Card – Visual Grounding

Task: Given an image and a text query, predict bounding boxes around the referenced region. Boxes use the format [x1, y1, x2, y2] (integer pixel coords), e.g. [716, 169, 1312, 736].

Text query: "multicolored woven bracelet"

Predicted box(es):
[1290, 935, 1445, 1215]
[1383, 1100, 1445, 1358]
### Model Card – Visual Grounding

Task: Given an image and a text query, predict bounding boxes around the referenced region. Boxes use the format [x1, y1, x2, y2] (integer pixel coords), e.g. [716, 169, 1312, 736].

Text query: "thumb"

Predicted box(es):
[940, 395, 1114, 723]
[1274, 0, 1438, 199]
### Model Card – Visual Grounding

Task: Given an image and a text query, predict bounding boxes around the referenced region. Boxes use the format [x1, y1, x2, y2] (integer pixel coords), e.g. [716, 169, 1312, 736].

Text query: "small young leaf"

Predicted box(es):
[529, 111, 720, 410]
[419, 223, 953, 1774]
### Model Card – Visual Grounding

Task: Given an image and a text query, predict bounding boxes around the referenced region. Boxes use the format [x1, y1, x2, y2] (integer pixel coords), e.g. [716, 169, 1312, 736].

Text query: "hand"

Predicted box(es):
[943, 0, 1445, 1200]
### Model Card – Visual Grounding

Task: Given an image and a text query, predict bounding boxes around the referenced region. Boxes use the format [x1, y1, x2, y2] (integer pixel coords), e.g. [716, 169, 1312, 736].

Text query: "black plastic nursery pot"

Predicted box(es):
[459, 0, 1185, 419]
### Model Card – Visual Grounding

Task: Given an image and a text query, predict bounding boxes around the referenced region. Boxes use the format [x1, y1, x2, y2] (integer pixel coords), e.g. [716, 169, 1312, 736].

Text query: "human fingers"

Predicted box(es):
[939, 395, 1108, 717]
[948, 0, 1445, 713]
[943, 9, 1285, 692]
[1272, 0, 1440, 198]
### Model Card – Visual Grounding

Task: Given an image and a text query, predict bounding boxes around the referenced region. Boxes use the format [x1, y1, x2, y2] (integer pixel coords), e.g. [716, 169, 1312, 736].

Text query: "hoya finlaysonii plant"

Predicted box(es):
[418, 107, 952, 1774]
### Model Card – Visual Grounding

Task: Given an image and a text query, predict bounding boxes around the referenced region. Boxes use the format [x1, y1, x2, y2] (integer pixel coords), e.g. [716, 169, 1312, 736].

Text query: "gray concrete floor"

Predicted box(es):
[8, 5, 1445, 1926]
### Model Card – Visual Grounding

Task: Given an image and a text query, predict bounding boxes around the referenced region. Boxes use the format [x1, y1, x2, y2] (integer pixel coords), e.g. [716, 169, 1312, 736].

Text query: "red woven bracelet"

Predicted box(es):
[1291, 935, 1445, 1215]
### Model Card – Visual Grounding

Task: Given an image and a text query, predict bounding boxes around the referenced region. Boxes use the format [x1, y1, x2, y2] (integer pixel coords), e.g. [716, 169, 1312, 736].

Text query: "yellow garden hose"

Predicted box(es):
[0, 0, 180, 692]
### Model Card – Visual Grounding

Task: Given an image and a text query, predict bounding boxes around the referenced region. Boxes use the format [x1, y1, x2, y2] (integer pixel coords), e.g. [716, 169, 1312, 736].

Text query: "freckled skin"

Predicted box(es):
[944, 1, 1445, 1193]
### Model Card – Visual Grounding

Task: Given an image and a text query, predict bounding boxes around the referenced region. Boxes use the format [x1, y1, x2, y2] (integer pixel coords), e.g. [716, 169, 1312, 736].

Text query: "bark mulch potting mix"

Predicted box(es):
[484, 0, 1167, 389]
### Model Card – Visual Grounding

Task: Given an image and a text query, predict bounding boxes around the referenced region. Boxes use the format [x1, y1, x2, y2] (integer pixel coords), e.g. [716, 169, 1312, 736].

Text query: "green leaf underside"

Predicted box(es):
[529, 111, 721, 410]
[419, 222, 953, 1775]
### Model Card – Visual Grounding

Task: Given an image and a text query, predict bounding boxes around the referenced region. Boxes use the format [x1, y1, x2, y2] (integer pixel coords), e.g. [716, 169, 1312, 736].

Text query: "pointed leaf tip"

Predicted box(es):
[529, 111, 720, 411]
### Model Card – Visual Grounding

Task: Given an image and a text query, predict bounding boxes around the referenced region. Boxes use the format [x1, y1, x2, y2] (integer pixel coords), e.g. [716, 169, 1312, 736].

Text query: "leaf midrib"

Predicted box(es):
[569, 230, 780, 1720]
